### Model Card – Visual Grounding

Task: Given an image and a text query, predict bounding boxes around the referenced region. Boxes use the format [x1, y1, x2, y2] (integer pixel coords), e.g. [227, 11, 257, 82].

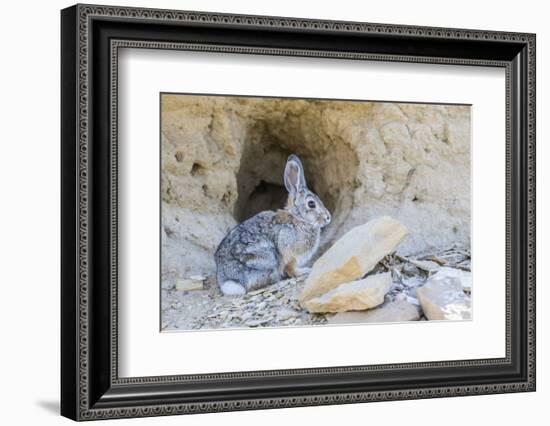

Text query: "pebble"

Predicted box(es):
[175, 278, 203, 292]
[246, 319, 268, 327]
[409, 259, 440, 272]
[189, 274, 206, 281]
[277, 308, 298, 321]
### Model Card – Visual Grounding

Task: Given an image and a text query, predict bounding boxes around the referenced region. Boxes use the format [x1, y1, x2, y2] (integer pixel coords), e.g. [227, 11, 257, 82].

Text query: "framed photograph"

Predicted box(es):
[61, 3, 536, 421]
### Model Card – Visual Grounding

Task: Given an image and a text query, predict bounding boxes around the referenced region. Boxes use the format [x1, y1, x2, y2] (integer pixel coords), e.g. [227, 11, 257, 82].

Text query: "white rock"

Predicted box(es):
[433, 267, 472, 292]
[299, 217, 407, 302]
[303, 272, 392, 313]
[277, 307, 299, 321]
[239, 312, 253, 321]
[327, 300, 420, 324]
[246, 318, 269, 327]
[189, 274, 206, 281]
[416, 268, 471, 320]
[175, 278, 204, 292]
[247, 287, 270, 296]
[408, 259, 440, 272]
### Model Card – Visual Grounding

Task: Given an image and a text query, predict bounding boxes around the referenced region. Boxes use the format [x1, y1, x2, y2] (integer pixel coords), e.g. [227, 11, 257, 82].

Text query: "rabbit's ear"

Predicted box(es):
[284, 154, 307, 194]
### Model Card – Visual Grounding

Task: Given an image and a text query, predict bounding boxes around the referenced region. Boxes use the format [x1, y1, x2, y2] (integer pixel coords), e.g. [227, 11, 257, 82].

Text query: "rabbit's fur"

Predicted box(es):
[215, 154, 331, 296]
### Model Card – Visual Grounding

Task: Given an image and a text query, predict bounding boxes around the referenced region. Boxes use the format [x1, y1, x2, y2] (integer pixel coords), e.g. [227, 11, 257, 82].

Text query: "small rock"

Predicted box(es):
[175, 278, 203, 291]
[416, 268, 472, 320]
[327, 300, 420, 324]
[248, 287, 269, 296]
[408, 259, 440, 272]
[246, 318, 269, 327]
[277, 307, 299, 321]
[303, 272, 392, 313]
[189, 274, 206, 281]
[433, 267, 471, 292]
[299, 217, 407, 302]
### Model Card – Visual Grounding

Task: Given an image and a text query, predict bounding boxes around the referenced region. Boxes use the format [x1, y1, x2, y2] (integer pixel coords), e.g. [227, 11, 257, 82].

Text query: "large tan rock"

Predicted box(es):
[416, 268, 472, 320]
[303, 272, 392, 313]
[327, 300, 420, 324]
[299, 217, 407, 303]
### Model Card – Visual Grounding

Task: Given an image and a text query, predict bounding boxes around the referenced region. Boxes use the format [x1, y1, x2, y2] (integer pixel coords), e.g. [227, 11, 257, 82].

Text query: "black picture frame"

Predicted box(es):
[61, 3, 536, 421]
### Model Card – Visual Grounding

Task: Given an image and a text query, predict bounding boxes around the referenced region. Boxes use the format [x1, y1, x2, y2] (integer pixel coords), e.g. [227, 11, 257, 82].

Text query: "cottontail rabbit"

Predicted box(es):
[215, 154, 331, 296]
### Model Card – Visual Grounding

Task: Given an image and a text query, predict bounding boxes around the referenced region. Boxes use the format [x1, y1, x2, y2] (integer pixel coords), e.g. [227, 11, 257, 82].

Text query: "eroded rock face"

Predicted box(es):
[416, 268, 472, 320]
[161, 95, 470, 283]
[327, 300, 420, 324]
[299, 217, 407, 302]
[303, 272, 392, 313]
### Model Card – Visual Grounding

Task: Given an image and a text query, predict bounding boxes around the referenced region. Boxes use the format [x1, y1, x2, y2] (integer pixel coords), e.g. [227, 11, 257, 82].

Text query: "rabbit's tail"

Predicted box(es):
[219, 280, 246, 296]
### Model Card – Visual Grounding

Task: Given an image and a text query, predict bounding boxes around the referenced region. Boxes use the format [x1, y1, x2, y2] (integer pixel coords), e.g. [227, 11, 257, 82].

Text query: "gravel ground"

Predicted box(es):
[161, 244, 471, 332]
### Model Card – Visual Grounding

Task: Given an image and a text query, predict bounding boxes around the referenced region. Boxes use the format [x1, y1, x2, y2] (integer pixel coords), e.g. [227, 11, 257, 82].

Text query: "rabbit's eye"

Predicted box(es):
[307, 200, 316, 209]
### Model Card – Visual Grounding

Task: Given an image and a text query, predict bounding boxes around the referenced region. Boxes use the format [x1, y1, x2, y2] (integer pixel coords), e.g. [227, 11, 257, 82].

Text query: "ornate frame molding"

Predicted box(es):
[61, 4, 536, 421]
